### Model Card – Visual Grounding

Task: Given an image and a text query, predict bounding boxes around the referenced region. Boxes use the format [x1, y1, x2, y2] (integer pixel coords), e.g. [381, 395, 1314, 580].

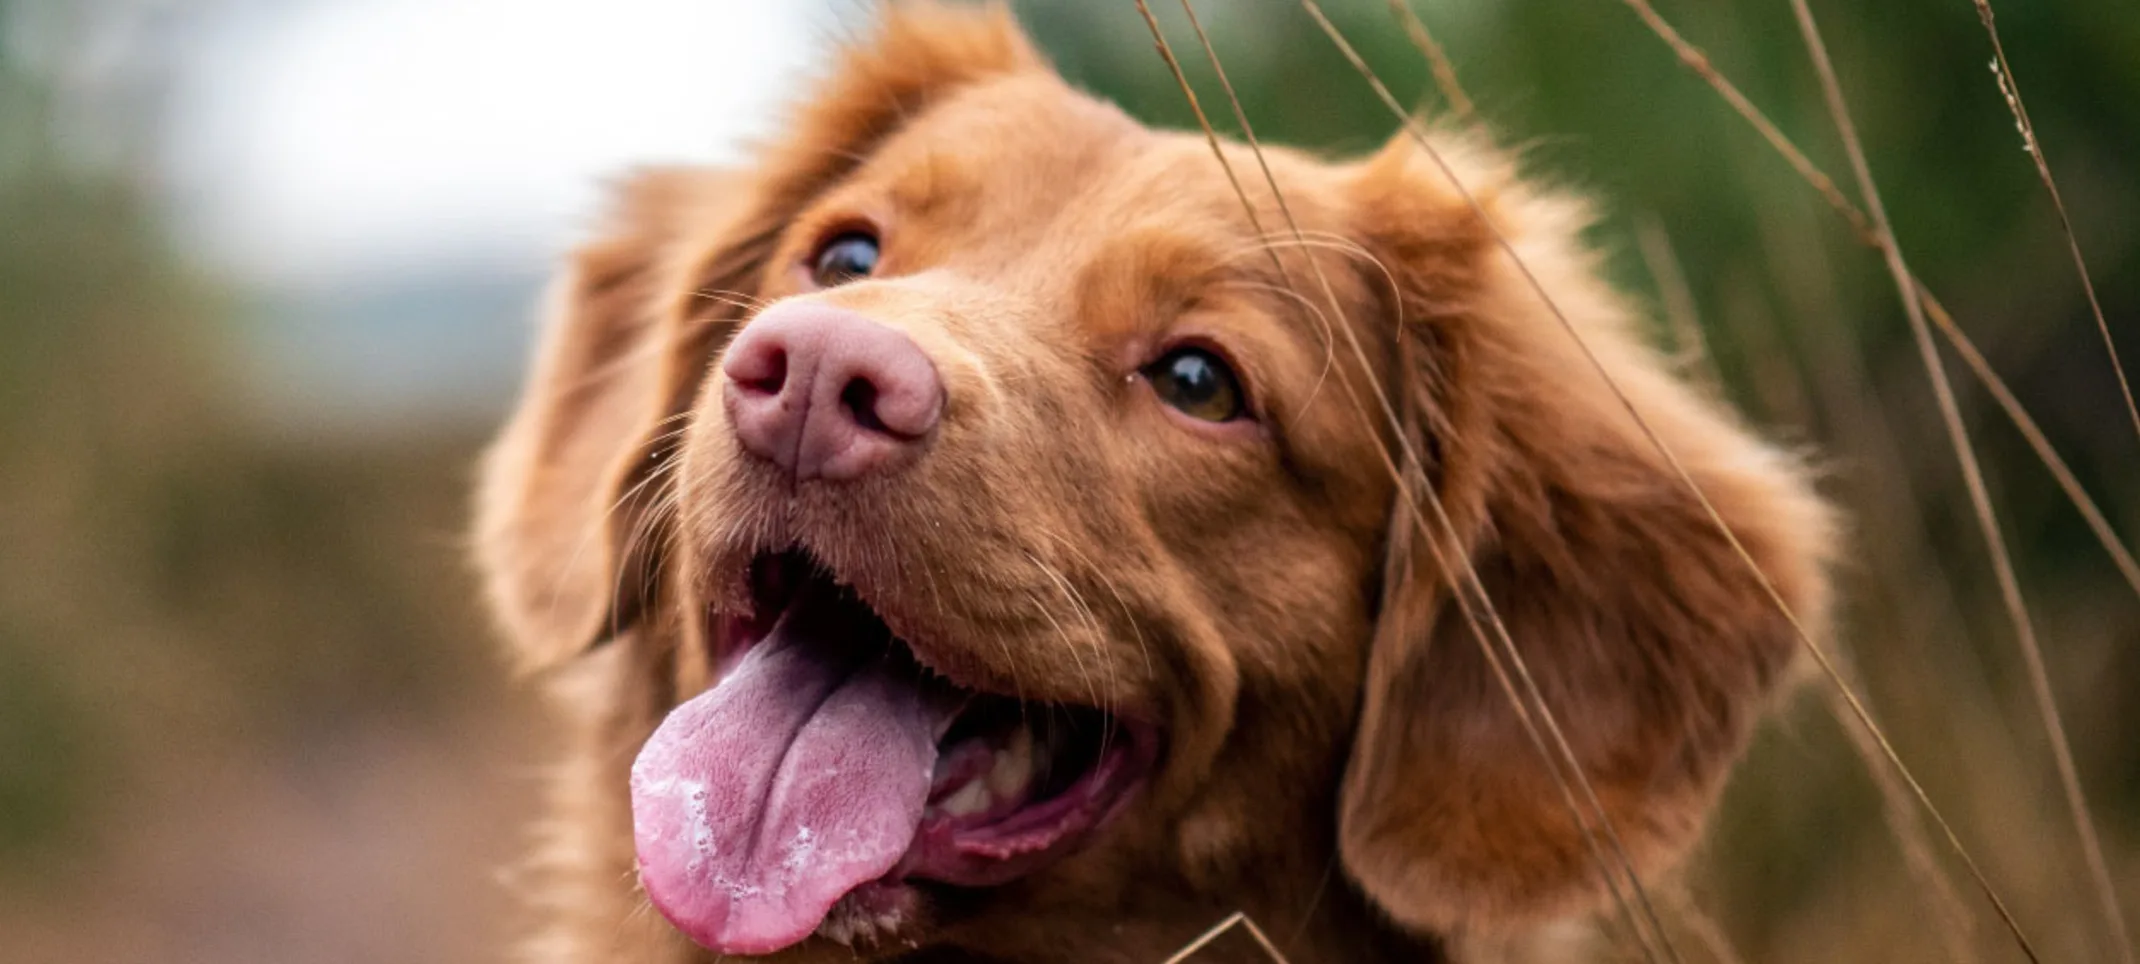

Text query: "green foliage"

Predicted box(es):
[0, 627, 97, 864]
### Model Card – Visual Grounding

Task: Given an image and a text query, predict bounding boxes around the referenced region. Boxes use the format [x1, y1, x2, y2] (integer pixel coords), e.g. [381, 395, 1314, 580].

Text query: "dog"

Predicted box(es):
[472, 4, 1835, 962]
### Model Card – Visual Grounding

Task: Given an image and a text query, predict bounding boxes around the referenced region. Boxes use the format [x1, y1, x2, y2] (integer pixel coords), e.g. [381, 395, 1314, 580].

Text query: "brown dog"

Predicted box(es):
[473, 4, 1835, 962]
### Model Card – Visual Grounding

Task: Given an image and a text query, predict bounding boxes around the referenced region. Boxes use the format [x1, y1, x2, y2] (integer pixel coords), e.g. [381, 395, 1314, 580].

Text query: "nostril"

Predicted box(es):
[840, 377, 887, 434]
[731, 346, 788, 397]
[719, 303, 943, 481]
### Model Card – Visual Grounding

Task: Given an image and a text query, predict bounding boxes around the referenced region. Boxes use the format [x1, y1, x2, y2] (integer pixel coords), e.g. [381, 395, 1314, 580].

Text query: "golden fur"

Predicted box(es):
[473, 4, 1835, 962]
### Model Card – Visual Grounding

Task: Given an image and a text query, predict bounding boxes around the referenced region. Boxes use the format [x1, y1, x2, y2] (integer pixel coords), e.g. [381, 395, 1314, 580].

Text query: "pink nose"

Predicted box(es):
[721, 303, 944, 482]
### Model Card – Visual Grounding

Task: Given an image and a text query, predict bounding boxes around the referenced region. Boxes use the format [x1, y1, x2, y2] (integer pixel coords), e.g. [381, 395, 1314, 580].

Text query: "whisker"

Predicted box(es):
[922, 533, 1027, 704]
[538, 324, 686, 402]
[1022, 551, 1108, 715]
[609, 478, 685, 643]
[533, 443, 683, 648]
[1032, 542, 1125, 759]
[691, 288, 772, 318]
[1035, 527, 1155, 691]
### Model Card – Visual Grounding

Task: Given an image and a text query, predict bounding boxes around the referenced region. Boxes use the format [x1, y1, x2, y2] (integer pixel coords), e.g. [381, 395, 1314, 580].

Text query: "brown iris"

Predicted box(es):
[1144, 347, 1246, 423]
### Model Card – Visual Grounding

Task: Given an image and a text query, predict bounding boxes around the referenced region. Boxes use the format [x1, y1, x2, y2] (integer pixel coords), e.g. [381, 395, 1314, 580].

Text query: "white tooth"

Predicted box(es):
[989, 727, 1034, 797]
[940, 779, 992, 817]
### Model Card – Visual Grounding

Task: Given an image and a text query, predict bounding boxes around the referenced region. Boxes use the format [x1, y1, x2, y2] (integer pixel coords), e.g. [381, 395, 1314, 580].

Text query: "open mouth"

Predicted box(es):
[629, 551, 1155, 956]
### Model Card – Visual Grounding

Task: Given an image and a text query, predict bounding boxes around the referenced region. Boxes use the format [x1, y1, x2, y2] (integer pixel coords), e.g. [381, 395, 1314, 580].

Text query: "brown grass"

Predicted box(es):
[1969, 1, 2140, 456]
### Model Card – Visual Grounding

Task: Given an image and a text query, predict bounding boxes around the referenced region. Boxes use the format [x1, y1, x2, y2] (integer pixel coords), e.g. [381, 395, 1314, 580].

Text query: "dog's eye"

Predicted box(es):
[809, 233, 880, 287]
[1144, 347, 1246, 423]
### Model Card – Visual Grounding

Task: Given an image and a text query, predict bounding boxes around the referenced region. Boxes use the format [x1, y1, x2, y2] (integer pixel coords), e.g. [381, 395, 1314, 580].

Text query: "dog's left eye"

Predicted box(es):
[810, 233, 880, 287]
[1144, 347, 1246, 423]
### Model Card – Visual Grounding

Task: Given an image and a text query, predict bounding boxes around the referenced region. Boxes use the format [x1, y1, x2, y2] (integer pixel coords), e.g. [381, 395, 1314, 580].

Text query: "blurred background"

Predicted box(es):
[0, 0, 2133, 961]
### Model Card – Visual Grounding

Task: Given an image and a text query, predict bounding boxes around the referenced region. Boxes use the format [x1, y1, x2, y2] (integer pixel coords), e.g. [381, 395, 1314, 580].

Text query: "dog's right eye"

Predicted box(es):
[1144, 347, 1247, 423]
[810, 233, 880, 287]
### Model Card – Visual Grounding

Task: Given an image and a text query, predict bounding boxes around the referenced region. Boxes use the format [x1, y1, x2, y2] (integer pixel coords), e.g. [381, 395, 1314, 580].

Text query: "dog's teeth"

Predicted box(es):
[989, 727, 1034, 796]
[940, 779, 992, 817]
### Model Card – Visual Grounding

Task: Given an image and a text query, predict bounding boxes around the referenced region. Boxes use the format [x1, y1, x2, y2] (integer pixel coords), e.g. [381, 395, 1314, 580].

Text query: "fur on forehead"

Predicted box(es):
[673, 2, 1045, 299]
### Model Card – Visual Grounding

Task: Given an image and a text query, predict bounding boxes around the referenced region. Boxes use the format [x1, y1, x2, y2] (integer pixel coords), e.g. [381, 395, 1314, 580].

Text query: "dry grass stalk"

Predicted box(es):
[1786, 0, 2062, 958]
[1971, 0, 2140, 456]
[1197, 1, 1711, 958]
[1159, 911, 1295, 964]
[1961, 12, 2140, 948]
[1384, 1, 1474, 121]
[1300, 0, 2045, 959]
[1913, 285, 2140, 598]
[1665, 885, 1748, 964]
[1610, 0, 2140, 605]
[1631, 215, 1716, 390]
[1137, 3, 1680, 960]
[1606, 7, 2140, 957]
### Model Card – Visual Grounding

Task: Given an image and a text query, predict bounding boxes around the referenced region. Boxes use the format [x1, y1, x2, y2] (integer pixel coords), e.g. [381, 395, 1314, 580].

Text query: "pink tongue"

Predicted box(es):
[629, 595, 953, 955]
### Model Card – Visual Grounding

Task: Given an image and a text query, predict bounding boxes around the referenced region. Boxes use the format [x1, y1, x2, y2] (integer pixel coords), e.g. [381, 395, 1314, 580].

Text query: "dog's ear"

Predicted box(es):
[473, 167, 737, 670]
[473, 3, 1045, 670]
[1334, 134, 1837, 936]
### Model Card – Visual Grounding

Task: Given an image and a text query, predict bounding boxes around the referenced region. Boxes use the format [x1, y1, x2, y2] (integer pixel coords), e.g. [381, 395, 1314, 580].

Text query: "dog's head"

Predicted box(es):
[474, 5, 1834, 961]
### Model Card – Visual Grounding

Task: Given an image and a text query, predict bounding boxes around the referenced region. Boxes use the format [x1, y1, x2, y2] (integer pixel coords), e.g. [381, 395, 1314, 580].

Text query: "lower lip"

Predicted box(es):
[895, 723, 1154, 888]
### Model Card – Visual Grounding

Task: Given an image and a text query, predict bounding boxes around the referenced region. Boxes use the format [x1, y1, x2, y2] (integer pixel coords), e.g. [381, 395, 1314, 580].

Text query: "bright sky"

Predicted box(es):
[163, 0, 837, 286]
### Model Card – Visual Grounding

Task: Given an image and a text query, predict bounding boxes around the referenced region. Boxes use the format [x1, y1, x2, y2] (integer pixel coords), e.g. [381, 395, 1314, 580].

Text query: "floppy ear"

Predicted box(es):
[1335, 135, 1837, 937]
[473, 2, 1045, 669]
[473, 167, 740, 669]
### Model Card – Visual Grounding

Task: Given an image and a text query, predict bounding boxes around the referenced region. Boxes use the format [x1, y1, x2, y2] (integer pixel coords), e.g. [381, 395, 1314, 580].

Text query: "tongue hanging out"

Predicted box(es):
[629, 583, 962, 955]
[630, 558, 1156, 956]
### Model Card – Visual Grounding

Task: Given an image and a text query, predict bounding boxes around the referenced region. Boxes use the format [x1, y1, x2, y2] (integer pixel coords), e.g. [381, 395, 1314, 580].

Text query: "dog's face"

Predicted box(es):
[475, 6, 1834, 963]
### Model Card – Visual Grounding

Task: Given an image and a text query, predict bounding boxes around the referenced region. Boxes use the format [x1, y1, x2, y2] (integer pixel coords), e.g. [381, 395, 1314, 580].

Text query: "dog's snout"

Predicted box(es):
[722, 302, 944, 482]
